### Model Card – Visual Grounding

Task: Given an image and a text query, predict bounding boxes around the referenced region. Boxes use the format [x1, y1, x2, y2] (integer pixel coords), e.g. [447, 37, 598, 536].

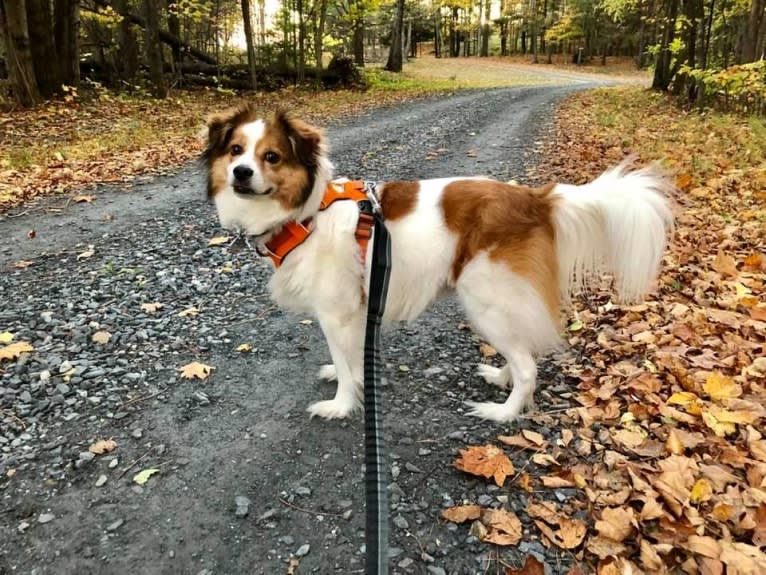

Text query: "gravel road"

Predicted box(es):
[1, 84, 593, 574]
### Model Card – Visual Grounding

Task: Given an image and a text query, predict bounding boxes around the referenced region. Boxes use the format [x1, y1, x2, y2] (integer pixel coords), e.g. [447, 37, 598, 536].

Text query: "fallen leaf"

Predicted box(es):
[690, 478, 713, 504]
[666, 428, 685, 455]
[479, 343, 497, 358]
[72, 194, 95, 203]
[595, 506, 635, 542]
[454, 445, 514, 487]
[178, 361, 214, 380]
[505, 555, 545, 575]
[207, 236, 230, 246]
[10, 260, 34, 269]
[528, 500, 587, 549]
[286, 557, 300, 575]
[235, 343, 252, 352]
[89, 439, 117, 454]
[0, 332, 14, 344]
[480, 508, 523, 545]
[713, 249, 738, 277]
[91, 331, 111, 345]
[521, 429, 546, 446]
[177, 307, 200, 318]
[703, 372, 742, 402]
[132, 468, 160, 485]
[299, 319, 313, 325]
[441, 505, 482, 523]
[640, 539, 664, 571]
[0, 341, 34, 362]
[140, 302, 163, 314]
[76, 246, 95, 260]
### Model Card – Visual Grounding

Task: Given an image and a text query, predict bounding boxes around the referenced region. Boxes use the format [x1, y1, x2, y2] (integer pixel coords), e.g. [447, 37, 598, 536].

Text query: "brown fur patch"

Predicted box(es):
[203, 104, 259, 198]
[441, 179, 560, 318]
[379, 181, 419, 220]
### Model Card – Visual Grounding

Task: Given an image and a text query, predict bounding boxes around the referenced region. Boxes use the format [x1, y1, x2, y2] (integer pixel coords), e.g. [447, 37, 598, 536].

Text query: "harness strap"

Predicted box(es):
[364, 209, 391, 575]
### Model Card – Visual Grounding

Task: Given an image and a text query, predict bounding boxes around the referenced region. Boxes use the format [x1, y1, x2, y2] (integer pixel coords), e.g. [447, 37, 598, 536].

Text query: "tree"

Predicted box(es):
[54, 0, 80, 87]
[144, 0, 167, 97]
[1, 0, 41, 106]
[26, 0, 60, 96]
[652, 0, 680, 90]
[241, 0, 258, 88]
[386, 0, 405, 70]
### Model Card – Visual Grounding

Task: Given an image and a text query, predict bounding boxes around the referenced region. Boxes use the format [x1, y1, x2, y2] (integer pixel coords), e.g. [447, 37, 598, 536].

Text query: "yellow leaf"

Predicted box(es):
[299, 319, 313, 325]
[667, 391, 699, 406]
[702, 410, 736, 437]
[690, 478, 713, 504]
[132, 468, 160, 485]
[703, 372, 742, 402]
[236, 343, 252, 352]
[568, 319, 584, 332]
[91, 331, 111, 345]
[0, 332, 14, 344]
[89, 439, 117, 454]
[178, 361, 214, 380]
[140, 302, 163, 314]
[708, 404, 758, 425]
[0, 341, 34, 362]
[207, 236, 230, 246]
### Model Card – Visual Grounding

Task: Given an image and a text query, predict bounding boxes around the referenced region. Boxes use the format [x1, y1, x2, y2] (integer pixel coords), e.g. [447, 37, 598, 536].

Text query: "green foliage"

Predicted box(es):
[680, 61, 766, 114]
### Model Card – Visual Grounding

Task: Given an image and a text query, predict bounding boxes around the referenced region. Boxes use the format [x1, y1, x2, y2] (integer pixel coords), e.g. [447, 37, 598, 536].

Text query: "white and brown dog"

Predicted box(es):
[203, 105, 673, 423]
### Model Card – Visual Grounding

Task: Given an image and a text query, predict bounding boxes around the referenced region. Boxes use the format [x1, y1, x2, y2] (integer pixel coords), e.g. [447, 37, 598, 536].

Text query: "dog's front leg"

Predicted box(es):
[307, 311, 365, 420]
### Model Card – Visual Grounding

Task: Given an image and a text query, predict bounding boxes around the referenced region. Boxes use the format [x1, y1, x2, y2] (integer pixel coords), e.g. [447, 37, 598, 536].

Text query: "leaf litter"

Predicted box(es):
[445, 87, 766, 572]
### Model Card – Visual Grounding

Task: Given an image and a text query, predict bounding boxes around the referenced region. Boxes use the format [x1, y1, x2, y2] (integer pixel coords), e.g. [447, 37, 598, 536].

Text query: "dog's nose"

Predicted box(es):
[233, 165, 253, 182]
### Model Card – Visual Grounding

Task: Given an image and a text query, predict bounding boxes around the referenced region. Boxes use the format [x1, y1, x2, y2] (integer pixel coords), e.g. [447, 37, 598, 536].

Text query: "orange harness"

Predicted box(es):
[258, 181, 375, 268]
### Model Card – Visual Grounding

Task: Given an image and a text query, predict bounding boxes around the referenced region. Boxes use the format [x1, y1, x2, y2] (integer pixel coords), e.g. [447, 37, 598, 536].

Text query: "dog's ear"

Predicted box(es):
[203, 103, 257, 161]
[274, 109, 325, 167]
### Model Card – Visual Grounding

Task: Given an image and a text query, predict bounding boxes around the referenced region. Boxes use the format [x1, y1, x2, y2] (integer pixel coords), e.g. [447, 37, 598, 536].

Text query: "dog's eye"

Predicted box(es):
[231, 144, 243, 156]
[264, 151, 280, 164]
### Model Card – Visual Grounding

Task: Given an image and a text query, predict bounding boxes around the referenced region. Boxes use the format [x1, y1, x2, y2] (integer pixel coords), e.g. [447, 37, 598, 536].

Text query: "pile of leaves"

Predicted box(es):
[0, 85, 444, 212]
[443, 88, 765, 573]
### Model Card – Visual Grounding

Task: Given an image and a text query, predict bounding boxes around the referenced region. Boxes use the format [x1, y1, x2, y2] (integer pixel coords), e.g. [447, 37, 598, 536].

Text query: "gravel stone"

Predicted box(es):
[38, 513, 55, 524]
[295, 544, 310, 557]
[106, 519, 124, 532]
[234, 496, 250, 517]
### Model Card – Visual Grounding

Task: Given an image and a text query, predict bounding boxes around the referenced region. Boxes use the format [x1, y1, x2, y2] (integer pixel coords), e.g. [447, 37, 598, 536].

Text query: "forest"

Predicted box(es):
[1, 0, 765, 111]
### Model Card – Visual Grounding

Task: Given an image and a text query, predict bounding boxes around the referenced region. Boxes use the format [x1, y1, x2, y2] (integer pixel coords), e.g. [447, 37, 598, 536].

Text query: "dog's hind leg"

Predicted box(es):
[307, 312, 364, 419]
[476, 364, 511, 389]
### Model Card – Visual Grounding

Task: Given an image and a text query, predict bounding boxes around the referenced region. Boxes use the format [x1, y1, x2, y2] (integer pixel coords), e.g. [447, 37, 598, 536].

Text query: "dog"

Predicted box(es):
[202, 105, 673, 423]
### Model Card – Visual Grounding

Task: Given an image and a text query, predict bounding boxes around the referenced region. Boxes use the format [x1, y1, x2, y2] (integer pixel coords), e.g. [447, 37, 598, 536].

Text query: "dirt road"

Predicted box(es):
[1, 84, 592, 574]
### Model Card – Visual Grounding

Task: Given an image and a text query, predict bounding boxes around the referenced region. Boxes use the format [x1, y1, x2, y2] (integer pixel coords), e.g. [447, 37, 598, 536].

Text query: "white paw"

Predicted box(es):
[307, 398, 359, 420]
[465, 400, 524, 423]
[477, 364, 510, 390]
[317, 364, 337, 381]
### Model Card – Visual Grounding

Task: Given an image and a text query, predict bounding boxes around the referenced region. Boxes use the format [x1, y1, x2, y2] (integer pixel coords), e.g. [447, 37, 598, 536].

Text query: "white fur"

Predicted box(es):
[211, 124, 673, 423]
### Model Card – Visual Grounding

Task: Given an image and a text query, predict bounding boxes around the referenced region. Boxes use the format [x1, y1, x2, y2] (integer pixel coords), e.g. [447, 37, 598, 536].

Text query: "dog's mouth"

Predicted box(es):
[233, 184, 274, 196]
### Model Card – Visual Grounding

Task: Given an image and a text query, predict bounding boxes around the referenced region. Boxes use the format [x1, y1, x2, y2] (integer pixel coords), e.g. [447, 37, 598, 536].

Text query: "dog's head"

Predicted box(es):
[203, 106, 330, 236]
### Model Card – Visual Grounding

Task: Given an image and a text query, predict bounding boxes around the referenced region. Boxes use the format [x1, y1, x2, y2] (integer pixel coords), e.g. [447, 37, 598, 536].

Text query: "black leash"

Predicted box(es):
[362, 199, 391, 574]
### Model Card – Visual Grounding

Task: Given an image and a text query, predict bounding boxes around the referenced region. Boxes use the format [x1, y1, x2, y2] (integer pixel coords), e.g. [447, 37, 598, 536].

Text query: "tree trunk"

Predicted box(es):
[652, 0, 680, 90]
[25, 0, 59, 96]
[115, 0, 139, 80]
[54, 0, 80, 87]
[1, 0, 41, 105]
[314, 0, 327, 68]
[241, 0, 257, 88]
[167, 0, 182, 68]
[743, 0, 765, 62]
[385, 0, 404, 71]
[353, 0, 364, 66]
[480, 0, 490, 56]
[144, 0, 167, 97]
[297, 0, 305, 80]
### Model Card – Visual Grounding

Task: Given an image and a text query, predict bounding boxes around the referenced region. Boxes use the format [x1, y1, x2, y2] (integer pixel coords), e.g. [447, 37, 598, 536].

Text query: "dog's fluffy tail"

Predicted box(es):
[551, 162, 674, 303]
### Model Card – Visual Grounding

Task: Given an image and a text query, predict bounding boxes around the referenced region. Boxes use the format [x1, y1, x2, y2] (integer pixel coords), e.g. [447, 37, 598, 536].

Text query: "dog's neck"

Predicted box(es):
[294, 156, 335, 224]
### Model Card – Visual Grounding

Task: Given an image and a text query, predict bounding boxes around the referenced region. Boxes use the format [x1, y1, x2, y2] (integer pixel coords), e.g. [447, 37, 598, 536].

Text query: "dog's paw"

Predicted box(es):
[317, 364, 337, 381]
[307, 398, 358, 420]
[476, 364, 510, 390]
[464, 400, 524, 423]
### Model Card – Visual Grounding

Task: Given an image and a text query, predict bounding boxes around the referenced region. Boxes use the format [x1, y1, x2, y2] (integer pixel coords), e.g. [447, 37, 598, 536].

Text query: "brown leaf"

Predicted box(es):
[89, 439, 117, 454]
[528, 500, 587, 549]
[505, 556, 545, 575]
[178, 361, 214, 380]
[72, 194, 95, 203]
[595, 506, 635, 543]
[441, 505, 482, 523]
[481, 508, 523, 546]
[586, 534, 628, 559]
[479, 343, 497, 358]
[454, 445, 514, 487]
[207, 236, 230, 246]
[140, 302, 164, 314]
[10, 260, 34, 269]
[640, 539, 664, 571]
[713, 249, 738, 277]
[521, 429, 546, 446]
[0, 341, 34, 362]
